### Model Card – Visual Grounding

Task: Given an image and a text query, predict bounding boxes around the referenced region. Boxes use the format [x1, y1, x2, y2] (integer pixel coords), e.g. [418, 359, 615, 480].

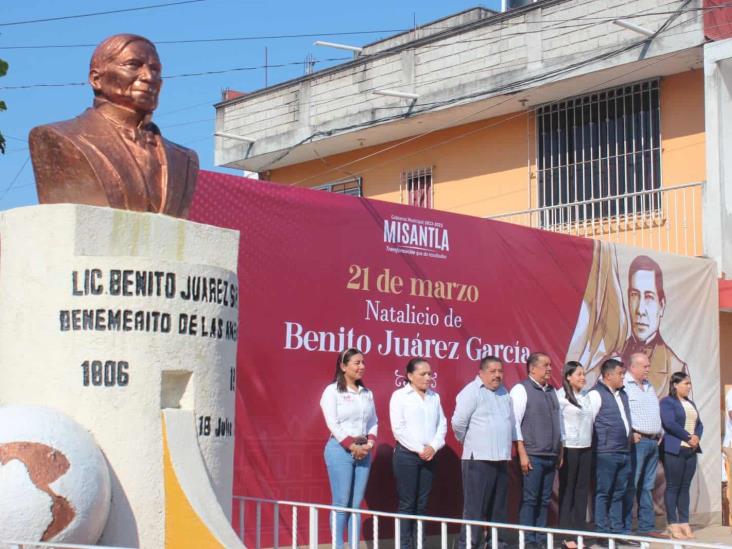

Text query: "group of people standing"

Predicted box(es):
[319, 348, 703, 549]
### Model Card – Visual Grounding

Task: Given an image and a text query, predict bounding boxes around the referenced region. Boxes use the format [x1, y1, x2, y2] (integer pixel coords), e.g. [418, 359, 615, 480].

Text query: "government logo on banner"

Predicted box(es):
[383, 215, 449, 259]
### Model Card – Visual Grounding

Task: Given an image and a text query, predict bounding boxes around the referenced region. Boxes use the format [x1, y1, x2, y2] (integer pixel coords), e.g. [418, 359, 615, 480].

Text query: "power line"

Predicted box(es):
[291, 44, 693, 188]
[0, 156, 30, 202]
[2, 1, 708, 156]
[0, 0, 205, 27]
[0, 57, 351, 90]
[223, 2, 703, 123]
[225, 0, 705, 131]
[0, 2, 707, 92]
[265, 2, 692, 179]
[165, 3, 708, 146]
[0, 29, 411, 50]
[2, 2, 728, 48]
[284, 6, 698, 186]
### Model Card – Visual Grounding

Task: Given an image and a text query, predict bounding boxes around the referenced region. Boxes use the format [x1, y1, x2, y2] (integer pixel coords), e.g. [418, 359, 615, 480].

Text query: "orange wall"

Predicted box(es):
[661, 69, 706, 188]
[269, 112, 533, 218]
[269, 70, 706, 221]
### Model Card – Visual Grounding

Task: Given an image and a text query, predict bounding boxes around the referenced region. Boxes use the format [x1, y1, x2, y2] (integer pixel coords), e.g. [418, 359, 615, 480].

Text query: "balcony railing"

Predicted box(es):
[487, 182, 705, 257]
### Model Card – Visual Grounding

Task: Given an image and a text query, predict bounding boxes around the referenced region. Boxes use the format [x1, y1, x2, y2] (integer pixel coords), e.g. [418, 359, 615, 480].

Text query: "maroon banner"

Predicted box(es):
[190, 171, 596, 541]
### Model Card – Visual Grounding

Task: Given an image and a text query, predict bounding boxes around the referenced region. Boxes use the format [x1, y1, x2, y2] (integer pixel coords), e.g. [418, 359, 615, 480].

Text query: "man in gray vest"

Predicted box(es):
[453, 355, 517, 549]
[510, 352, 562, 549]
[588, 358, 634, 540]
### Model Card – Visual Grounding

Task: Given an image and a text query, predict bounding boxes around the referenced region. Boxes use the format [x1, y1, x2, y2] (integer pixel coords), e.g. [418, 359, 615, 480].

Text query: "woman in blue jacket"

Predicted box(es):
[660, 371, 702, 540]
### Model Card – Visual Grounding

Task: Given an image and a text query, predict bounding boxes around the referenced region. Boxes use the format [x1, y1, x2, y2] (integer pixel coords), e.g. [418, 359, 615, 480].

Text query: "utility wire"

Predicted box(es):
[285, 5, 694, 186]
[292, 45, 692, 188]
[2, 2, 729, 49]
[0, 0, 205, 27]
[139, 4, 711, 141]
[0, 57, 350, 90]
[0, 2, 709, 91]
[263, 2, 692, 176]
[223, 0, 705, 130]
[0, 156, 30, 202]
[0, 29, 411, 50]
[224, 2, 704, 121]
[0, 57, 351, 90]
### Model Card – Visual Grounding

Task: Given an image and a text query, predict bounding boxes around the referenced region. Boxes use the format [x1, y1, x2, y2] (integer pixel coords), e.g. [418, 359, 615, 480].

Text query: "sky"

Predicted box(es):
[0, 0, 501, 210]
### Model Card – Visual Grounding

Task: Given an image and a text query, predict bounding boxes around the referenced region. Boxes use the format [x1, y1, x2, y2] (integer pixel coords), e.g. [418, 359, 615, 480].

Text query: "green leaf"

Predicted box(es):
[0, 133, 5, 155]
[0, 100, 6, 112]
[0, 59, 7, 78]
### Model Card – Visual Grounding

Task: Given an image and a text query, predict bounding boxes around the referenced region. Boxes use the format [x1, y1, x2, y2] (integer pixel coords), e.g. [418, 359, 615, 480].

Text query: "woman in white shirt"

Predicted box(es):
[320, 348, 378, 549]
[557, 361, 594, 549]
[389, 357, 447, 549]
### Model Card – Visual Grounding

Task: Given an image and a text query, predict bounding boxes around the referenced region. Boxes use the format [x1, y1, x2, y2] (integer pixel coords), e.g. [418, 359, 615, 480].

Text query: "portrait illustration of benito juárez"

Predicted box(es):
[565, 244, 688, 395]
[29, 33, 198, 218]
[618, 255, 687, 395]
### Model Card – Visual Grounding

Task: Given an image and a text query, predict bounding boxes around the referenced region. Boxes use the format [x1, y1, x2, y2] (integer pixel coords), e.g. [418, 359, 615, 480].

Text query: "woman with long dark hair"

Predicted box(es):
[556, 361, 594, 548]
[660, 371, 703, 540]
[389, 357, 447, 549]
[320, 348, 378, 548]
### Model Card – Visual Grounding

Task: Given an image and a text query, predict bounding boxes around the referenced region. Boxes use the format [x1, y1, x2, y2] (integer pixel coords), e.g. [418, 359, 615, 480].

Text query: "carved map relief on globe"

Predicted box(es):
[0, 406, 111, 544]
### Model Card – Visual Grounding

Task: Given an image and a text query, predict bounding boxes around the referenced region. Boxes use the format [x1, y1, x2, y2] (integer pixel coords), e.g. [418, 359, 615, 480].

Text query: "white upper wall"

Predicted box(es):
[215, 0, 705, 171]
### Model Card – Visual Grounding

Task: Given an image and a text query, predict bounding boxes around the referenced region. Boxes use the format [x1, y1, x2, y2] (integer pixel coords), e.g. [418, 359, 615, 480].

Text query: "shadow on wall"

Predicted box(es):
[99, 463, 139, 546]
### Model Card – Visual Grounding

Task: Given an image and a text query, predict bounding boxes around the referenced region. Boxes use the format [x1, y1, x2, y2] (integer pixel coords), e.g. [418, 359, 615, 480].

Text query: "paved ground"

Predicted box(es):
[667, 525, 731, 546]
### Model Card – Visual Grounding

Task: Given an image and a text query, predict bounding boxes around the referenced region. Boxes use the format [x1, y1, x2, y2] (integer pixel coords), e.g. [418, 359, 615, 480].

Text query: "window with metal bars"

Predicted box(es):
[312, 176, 362, 196]
[402, 167, 433, 208]
[536, 79, 661, 226]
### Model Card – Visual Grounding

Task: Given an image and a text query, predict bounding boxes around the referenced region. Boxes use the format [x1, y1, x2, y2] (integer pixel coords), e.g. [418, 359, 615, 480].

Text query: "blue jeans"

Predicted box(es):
[519, 454, 557, 544]
[324, 437, 372, 548]
[623, 438, 659, 533]
[595, 452, 632, 534]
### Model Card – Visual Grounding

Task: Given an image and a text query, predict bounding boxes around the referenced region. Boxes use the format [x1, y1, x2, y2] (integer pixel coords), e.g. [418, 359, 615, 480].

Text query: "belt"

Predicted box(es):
[635, 431, 661, 440]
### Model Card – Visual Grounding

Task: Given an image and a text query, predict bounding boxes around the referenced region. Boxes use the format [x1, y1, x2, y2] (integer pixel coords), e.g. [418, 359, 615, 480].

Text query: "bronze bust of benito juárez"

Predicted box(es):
[29, 34, 198, 218]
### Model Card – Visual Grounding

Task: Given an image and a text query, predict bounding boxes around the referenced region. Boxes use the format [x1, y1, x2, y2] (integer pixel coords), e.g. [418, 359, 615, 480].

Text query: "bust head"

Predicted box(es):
[29, 33, 198, 219]
[89, 34, 162, 116]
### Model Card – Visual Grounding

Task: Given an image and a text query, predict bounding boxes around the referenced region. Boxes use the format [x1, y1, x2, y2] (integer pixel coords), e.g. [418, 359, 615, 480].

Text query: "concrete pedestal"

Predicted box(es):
[0, 205, 243, 548]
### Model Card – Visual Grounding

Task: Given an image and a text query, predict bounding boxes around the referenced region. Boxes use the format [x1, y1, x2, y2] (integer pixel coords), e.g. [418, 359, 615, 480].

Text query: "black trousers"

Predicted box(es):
[558, 447, 592, 535]
[662, 447, 697, 524]
[458, 460, 508, 549]
[393, 443, 435, 549]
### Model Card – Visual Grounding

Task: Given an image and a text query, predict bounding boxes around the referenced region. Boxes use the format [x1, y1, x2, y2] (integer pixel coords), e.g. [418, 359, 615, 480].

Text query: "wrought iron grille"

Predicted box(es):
[536, 79, 661, 226]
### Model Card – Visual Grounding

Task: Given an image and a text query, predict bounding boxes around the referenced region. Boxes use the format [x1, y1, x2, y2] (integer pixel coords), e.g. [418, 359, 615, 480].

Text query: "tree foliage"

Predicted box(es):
[0, 58, 7, 154]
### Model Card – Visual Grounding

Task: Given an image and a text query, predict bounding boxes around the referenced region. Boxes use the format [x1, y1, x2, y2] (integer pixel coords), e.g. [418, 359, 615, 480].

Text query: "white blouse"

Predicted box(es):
[680, 399, 698, 448]
[320, 382, 378, 446]
[389, 385, 447, 453]
[558, 387, 594, 449]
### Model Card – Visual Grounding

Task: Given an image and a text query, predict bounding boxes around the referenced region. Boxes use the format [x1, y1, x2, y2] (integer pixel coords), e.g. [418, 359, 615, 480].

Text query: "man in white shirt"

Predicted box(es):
[510, 352, 562, 549]
[452, 355, 517, 549]
[622, 352, 662, 536]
